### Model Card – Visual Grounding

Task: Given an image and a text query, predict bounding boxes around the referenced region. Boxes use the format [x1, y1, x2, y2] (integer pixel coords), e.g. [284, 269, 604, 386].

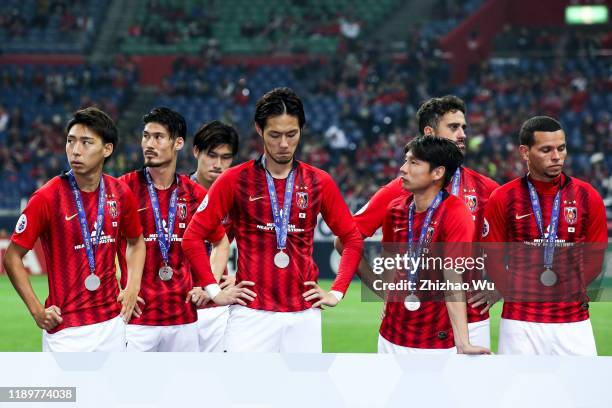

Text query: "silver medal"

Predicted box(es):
[404, 293, 421, 311]
[84, 274, 101, 291]
[540, 268, 557, 287]
[274, 251, 290, 268]
[159, 265, 173, 281]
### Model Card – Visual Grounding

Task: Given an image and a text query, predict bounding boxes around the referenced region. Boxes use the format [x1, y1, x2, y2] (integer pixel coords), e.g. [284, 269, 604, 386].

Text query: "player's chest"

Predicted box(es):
[510, 192, 585, 242]
[389, 208, 445, 244]
[136, 190, 194, 238]
[234, 175, 322, 234]
[56, 190, 122, 249]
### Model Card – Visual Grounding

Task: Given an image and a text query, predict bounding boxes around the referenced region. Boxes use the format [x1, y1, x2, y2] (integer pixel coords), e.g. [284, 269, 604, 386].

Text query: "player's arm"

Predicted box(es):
[471, 188, 507, 311]
[186, 233, 230, 307]
[582, 187, 608, 288]
[115, 186, 146, 322]
[3, 242, 63, 331]
[305, 175, 364, 308]
[6, 193, 64, 330]
[182, 171, 255, 306]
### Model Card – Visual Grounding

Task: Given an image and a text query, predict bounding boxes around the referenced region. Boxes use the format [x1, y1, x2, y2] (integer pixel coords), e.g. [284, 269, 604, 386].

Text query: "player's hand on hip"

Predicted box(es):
[117, 289, 145, 323]
[468, 289, 501, 314]
[220, 275, 236, 290]
[33, 305, 63, 331]
[456, 343, 492, 355]
[303, 281, 339, 309]
[213, 281, 256, 306]
[186, 286, 209, 307]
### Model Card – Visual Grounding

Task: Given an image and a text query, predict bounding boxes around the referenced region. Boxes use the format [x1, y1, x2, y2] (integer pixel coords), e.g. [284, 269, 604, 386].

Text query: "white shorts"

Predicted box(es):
[468, 318, 491, 349]
[498, 318, 597, 356]
[197, 306, 229, 352]
[377, 334, 457, 354]
[126, 322, 199, 352]
[224, 305, 322, 353]
[42, 315, 126, 352]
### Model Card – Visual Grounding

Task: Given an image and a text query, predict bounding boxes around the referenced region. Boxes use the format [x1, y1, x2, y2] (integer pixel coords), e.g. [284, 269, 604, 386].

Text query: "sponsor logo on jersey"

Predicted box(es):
[482, 218, 489, 237]
[197, 195, 208, 212]
[15, 214, 27, 233]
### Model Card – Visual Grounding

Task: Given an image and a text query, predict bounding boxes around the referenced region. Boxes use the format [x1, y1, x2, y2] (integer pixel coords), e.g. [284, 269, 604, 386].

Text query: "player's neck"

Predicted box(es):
[528, 171, 562, 184]
[72, 166, 103, 192]
[196, 171, 212, 190]
[147, 163, 177, 190]
[413, 185, 442, 213]
[264, 155, 293, 179]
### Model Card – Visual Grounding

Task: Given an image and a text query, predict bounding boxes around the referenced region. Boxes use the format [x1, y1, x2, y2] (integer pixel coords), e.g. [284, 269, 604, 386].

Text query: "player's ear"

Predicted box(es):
[103, 143, 114, 159]
[519, 145, 530, 161]
[175, 136, 185, 151]
[423, 126, 435, 136]
[255, 123, 264, 138]
[431, 165, 445, 182]
[193, 146, 200, 159]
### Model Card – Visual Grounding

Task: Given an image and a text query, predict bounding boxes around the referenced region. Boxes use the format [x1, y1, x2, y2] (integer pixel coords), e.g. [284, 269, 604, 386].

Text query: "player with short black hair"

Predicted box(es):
[182, 87, 364, 352]
[118, 107, 232, 352]
[338, 95, 499, 349]
[3, 107, 146, 352]
[190, 119, 240, 352]
[378, 136, 490, 354]
[482, 115, 607, 355]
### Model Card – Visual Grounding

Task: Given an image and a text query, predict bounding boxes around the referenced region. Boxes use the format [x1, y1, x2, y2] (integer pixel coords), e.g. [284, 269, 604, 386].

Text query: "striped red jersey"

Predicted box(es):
[354, 167, 497, 322]
[379, 193, 475, 348]
[182, 157, 363, 312]
[11, 173, 142, 333]
[482, 173, 607, 323]
[118, 170, 224, 326]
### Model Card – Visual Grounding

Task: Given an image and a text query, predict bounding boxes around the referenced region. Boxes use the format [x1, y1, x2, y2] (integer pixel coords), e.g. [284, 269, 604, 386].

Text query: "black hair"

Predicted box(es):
[142, 106, 187, 140]
[519, 116, 563, 147]
[254, 87, 306, 130]
[193, 120, 239, 156]
[404, 136, 463, 187]
[66, 107, 118, 162]
[416, 95, 466, 135]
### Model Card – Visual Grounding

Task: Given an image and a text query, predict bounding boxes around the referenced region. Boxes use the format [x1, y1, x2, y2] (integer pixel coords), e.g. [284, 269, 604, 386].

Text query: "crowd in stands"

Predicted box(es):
[0, 0, 107, 53]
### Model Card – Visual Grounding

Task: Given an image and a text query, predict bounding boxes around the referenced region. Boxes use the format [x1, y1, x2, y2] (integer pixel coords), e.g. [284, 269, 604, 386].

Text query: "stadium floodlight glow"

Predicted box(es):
[565, 5, 608, 25]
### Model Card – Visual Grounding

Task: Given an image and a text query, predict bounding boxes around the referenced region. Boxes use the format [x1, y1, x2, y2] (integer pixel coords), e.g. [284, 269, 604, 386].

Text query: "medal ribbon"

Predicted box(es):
[144, 168, 179, 267]
[67, 170, 105, 275]
[526, 176, 561, 270]
[262, 156, 296, 251]
[407, 190, 445, 288]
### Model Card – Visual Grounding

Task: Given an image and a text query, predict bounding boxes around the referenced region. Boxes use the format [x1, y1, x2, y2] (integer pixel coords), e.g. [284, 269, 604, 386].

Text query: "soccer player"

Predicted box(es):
[482, 116, 607, 355]
[378, 136, 490, 354]
[337, 95, 498, 348]
[190, 120, 239, 352]
[182, 87, 364, 352]
[3, 107, 146, 352]
[118, 107, 232, 352]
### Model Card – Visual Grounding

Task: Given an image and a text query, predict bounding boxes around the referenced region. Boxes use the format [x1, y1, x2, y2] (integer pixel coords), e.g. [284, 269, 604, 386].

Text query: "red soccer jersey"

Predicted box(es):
[11, 173, 142, 333]
[354, 167, 498, 322]
[379, 193, 475, 348]
[117, 170, 225, 326]
[482, 173, 608, 323]
[182, 157, 364, 312]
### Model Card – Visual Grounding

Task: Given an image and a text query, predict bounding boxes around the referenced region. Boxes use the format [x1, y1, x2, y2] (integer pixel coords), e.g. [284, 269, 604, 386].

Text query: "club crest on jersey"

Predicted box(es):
[296, 192, 309, 209]
[564, 207, 577, 225]
[425, 227, 435, 245]
[107, 201, 117, 218]
[178, 203, 187, 220]
[464, 195, 478, 213]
